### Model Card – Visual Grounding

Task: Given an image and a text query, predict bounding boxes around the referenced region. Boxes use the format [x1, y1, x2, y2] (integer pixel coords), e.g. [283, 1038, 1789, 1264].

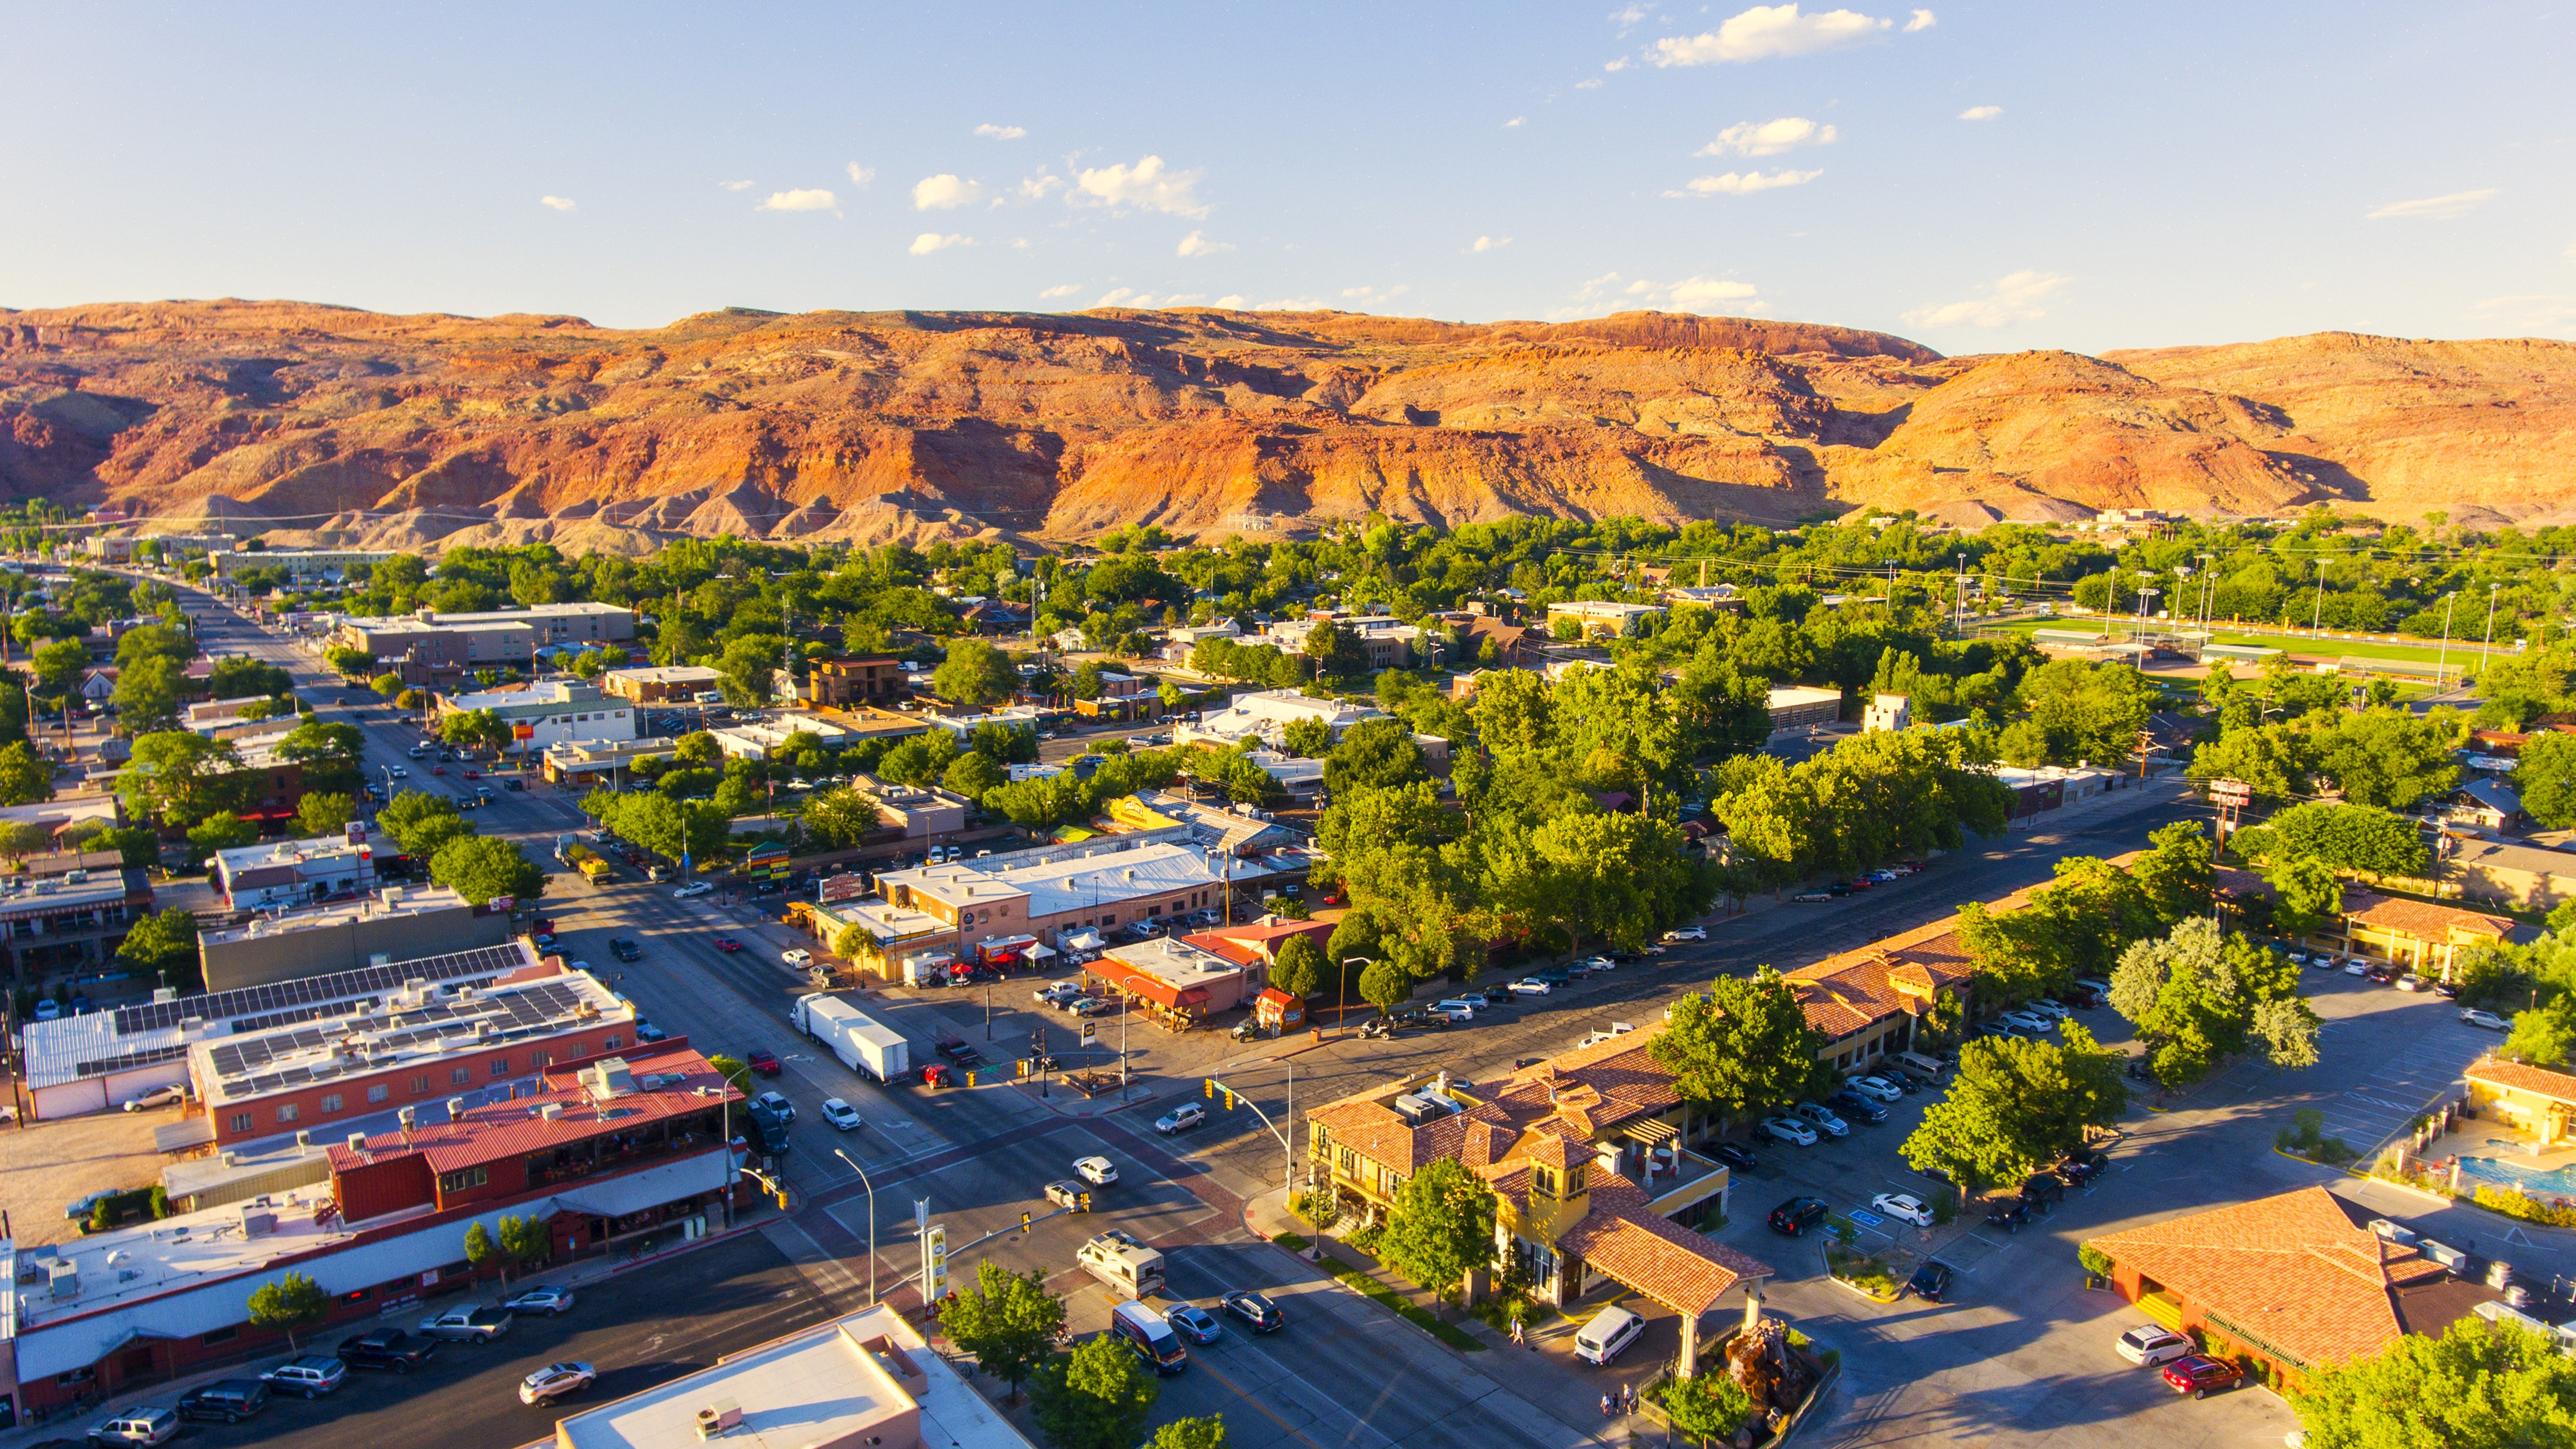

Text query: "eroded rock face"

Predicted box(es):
[1, 299, 2566, 550]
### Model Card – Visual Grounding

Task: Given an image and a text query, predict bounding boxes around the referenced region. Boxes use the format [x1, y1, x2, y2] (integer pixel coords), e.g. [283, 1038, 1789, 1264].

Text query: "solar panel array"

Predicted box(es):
[114, 944, 528, 1035]
[206, 979, 598, 1099]
[73, 1042, 193, 1080]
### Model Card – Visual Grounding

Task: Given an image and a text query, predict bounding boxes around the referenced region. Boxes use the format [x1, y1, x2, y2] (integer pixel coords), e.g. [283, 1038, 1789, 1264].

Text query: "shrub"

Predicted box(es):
[2472, 1183, 2576, 1228]
[2079, 1244, 2114, 1278]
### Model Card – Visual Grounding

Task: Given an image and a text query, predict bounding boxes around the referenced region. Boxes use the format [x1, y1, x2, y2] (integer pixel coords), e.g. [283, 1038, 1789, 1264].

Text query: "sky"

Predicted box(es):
[3, 1, 2571, 354]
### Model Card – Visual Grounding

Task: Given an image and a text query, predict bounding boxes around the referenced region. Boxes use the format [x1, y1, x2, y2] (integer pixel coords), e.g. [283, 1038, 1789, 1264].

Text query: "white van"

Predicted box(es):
[1575, 1305, 1645, 1365]
[1888, 1051, 1946, 1085]
[1109, 1300, 1190, 1375]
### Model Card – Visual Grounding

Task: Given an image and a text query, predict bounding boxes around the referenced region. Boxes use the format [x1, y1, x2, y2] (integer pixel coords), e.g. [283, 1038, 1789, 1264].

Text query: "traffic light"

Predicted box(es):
[1222, 1088, 1237, 1111]
[1077, 1192, 1092, 1213]
[1020, 1211, 1033, 1233]
[1204, 1078, 1216, 1099]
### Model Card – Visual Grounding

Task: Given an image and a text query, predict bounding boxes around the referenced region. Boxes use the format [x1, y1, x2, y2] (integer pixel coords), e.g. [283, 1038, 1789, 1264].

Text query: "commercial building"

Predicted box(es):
[1307, 1029, 1772, 1377]
[209, 827, 377, 911]
[709, 712, 853, 761]
[1178, 689, 1384, 750]
[1070, 669, 1158, 721]
[1765, 686, 1841, 732]
[1107, 790, 1303, 857]
[84, 532, 236, 562]
[215, 548, 392, 583]
[0, 863, 154, 985]
[1254, 615, 1422, 671]
[1545, 599, 1666, 639]
[2335, 893, 2515, 979]
[193, 965, 636, 1148]
[184, 695, 288, 733]
[2442, 837, 2576, 912]
[550, 1304, 1035, 1449]
[333, 603, 636, 683]
[0, 1038, 740, 1420]
[196, 885, 512, 992]
[434, 680, 638, 755]
[804, 655, 907, 707]
[1085, 936, 1265, 1024]
[600, 665, 723, 705]
[873, 838, 1228, 955]
[2085, 1186, 2501, 1393]
[16, 939, 544, 1122]
[2463, 1057, 2576, 1146]
[858, 780, 971, 839]
[541, 736, 683, 788]
[1663, 584, 1741, 608]
[1861, 694, 1911, 732]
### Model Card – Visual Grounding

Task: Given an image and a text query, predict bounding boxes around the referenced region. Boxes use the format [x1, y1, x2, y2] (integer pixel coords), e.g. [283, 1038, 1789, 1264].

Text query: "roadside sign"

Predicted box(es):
[2209, 777, 2252, 805]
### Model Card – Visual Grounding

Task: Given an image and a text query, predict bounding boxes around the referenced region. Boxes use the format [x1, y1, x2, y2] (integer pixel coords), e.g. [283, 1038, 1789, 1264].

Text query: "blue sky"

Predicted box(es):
[4, 2, 2570, 353]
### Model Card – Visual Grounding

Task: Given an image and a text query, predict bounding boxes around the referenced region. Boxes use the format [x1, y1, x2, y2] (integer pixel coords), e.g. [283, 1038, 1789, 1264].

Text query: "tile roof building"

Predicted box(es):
[2338, 892, 2515, 978]
[1776, 895, 2006, 1072]
[1304, 1022, 1771, 1376]
[2086, 1186, 2500, 1387]
[2463, 1056, 2576, 1147]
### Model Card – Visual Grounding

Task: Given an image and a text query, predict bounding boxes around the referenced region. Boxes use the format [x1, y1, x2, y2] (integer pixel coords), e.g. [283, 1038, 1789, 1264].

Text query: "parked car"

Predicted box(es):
[751, 1091, 796, 1124]
[1793, 890, 1835, 902]
[1430, 998, 1479, 1020]
[674, 882, 713, 899]
[1478, 984, 1515, 1006]
[1167, 1304, 1224, 1344]
[1509, 977, 1554, 996]
[1998, 1010, 2053, 1034]
[2395, 972, 2426, 992]
[1767, 1196, 1830, 1236]
[1156, 1103, 1207, 1135]
[2162, 1354, 2244, 1399]
[1710, 1142, 1759, 1171]
[418, 1304, 514, 1342]
[1036, 982, 1084, 1006]
[337, 1329, 437, 1372]
[1761, 1116, 1818, 1147]
[519, 1361, 598, 1407]
[1577, 956, 1616, 973]
[1066, 996, 1111, 1017]
[1984, 1196, 2029, 1233]
[120, 1084, 186, 1112]
[260, 1355, 349, 1398]
[83, 1407, 180, 1446]
[1906, 1259, 1956, 1302]
[746, 1049, 782, 1076]
[2026, 998, 2071, 1021]
[782, 948, 813, 967]
[1871, 1192, 1935, 1227]
[1662, 926, 1707, 942]
[2116, 1325, 2195, 1366]
[2344, 958, 2372, 977]
[1845, 1075, 1904, 1102]
[1792, 1102, 1849, 1137]
[503, 1284, 576, 1317]
[821, 1098, 863, 1131]
[176, 1380, 270, 1424]
[1074, 1156, 1119, 1185]
[1221, 1290, 1285, 1332]
[1575, 1304, 1647, 1364]
[1827, 1090, 1889, 1124]
[2022, 1171, 2067, 1206]
[935, 1038, 983, 1067]
[2463, 1008, 2510, 1031]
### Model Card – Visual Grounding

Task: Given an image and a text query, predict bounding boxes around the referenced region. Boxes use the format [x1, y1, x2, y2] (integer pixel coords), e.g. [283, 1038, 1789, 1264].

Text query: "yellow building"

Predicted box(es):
[2464, 1058, 2576, 1147]
[2338, 892, 2514, 977]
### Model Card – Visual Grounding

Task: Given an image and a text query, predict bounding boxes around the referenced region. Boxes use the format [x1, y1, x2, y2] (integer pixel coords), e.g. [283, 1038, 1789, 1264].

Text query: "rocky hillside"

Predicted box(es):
[2, 299, 2569, 552]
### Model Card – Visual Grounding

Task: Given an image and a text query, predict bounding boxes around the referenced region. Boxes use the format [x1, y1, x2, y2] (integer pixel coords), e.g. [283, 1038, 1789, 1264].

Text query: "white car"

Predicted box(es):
[1663, 927, 1707, 942]
[1846, 1075, 1904, 1103]
[1035, 982, 1083, 1006]
[85, 1407, 179, 1446]
[1999, 1010, 2053, 1034]
[1871, 1192, 1936, 1227]
[751, 1091, 795, 1124]
[1431, 998, 1479, 1020]
[121, 1084, 185, 1112]
[503, 1284, 576, 1316]
[2115, 1325, 2194, 1366]
[2345, 959, 2371, 976]
[2462, 1008, 2510, 1031]
[820, 1098, 862, 1132]
[1073, 1155, 1119, 1186]
[1508, 977, 1554, 996]
[388, 765, 408, 778]
[519, 1361, 597, 1406]
[1761, 1116, 1818, 1147]
[2027, 998, 2072, 1021]
[674, 882, 713, 899]
[1794, 1102, 1849, 1137]
[1579, 956, 1616, 972]
[782, 949, 813, 967]
[2396, 974, 2426, 992]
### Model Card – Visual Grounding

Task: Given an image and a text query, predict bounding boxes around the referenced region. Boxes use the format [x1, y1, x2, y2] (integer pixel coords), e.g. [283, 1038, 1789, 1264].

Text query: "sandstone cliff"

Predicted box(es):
[2, 299, 2567, 551]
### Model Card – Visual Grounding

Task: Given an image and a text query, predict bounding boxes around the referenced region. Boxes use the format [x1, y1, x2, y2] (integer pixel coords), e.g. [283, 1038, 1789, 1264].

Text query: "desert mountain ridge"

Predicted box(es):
[3, 298, 2571, 554]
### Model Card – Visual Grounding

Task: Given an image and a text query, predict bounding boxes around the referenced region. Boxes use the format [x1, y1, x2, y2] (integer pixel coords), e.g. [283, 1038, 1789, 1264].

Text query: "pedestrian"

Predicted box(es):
[1624, 1384, 1635, 1415]
[1600, 1394, 1613, 1419]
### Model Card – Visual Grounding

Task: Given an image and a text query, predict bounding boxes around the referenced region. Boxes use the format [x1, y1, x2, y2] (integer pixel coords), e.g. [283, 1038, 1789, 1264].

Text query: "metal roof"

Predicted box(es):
[114, 942, 532, 1035]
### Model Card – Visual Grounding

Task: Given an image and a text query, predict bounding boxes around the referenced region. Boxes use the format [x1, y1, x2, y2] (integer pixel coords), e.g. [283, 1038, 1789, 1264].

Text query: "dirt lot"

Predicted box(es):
[0, 1106, 177, 1246]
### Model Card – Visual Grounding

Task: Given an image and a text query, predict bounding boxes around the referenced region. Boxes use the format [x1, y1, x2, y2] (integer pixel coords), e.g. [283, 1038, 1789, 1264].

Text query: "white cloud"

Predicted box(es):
[1176, 230, 1233, 257]
[1253, 297, 1323, 310]
[1070, 155, 1210, 217]
[1340, 285, 1412, 307]
[1699, 117, 1837, 156]
[973, 124, 1027, 140]
[1016, 174, 1065, 202]
[1903, 270, 2068, 327]
[758, 189, 837, 213]
[718, 179, 754, 192]
[909, 232, 971, 255]
[1604, 57, 1632, 72]
[845, 163, 876, 186]
[1668, 277, 1761, 307]
[1905, 8, 1936, 29]
[1039, 284, 1082, 298]
[1504, 116, 1525, 128]
[2472, 295, 2576, 330]
[1094, 288, 1208, 308]
[1957, 105, 2002, 120]
[1559, 270, 1764, 318]
[1576, 77, 1605, 89]
[912, 174, 985, 210]
[2367, 189, 2498, 221]
[1472, 236, 1512, 252]
[1652, 5, 1894, 65]
[1214, 295, 1248, 308]
[1609, 5, 1648, 29]
[539, 196, 577, 212]
[1667, 168, 1823, 196]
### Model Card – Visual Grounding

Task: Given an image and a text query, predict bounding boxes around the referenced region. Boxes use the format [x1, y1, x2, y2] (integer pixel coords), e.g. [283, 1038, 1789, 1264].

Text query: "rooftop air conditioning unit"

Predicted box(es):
[695, 1399, 743, 1438]
[347, 1132, 367, 1152]
[295, 1130, 312, 1148]
[239, 1208, 277, 1238]
[540, 1102, 565, 1121]
[397, 1105, 418, 1130]
[446, 1096, 467, 1122]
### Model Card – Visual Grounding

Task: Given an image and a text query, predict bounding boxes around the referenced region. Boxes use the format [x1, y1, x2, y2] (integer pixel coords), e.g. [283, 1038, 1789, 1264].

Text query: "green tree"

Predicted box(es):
[2267, 852, 2347, 938]
[498, 1214, 551, 1278]
[1356, 957, 1411, 1015]
[1303, 619, 1367, 680]
[2231, 801, 2431, 877]
[934, 638, 1021, 709]
[2110, 917, 2320, 1090]
[273, 719, 368, 795]
[1149, 1419, 1229, 1449]
[1900, 1024, 2128, 1195]
[1651, 968, 1832, 1118]
[718, 634, 785, 706]
[1661, 1370, 1758, 1444]
[706, 1054, 753, 1094]
[186, 810, 258, 864]
[944, 751, 1007, 800]
[1272, 934, 1323, 998]
[30, 638, 87, 696]
[2315, 709, 2461, 810]
[207, 655, 294, 700]
[429, 835, 544, 905]
[372, 671, 405, 698]
[378, 790, 471, 856]
[110, 654, 185, 730]
[246, 1271, 329, 1352]
[2186, 720, 2317, 801]
[2018, 659, 2157, 767]
[324, 645, 376, 678]
[440, 709, 504, 750]
[0, 740, 54, 805]
[1378, 1156, 1497, 1302]
[0, 820, 48, 867]
[1030, 1333, 1160, 1449]
[2518, 732, 2576, 830]
[463, 1221, 499, 1278]
[295, 791, 357, 839]
[1323, 717, 1428, 795]
[116, 906, 203, 991]
[2132, 820, 2213, 926]
[2289, 1316, 2576, 1449]
[1280, 716, 1336, 759]
[801, 787, 883, 849]
[940, 1260, 1067, 1404]
[2503, 1001, 2576, 1069]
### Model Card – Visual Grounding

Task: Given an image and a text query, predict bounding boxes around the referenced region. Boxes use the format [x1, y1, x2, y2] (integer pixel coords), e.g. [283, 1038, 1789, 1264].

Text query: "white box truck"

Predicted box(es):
[793, 994, 911, 1083]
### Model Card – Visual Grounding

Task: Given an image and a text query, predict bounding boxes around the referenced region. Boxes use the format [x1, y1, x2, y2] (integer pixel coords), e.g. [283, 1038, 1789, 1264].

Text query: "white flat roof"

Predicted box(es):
[604, 665, 721, 684]
[212, 832, 370, 876]
[554, 1304, 1035, 1449]
[878, 840, 1221, 918]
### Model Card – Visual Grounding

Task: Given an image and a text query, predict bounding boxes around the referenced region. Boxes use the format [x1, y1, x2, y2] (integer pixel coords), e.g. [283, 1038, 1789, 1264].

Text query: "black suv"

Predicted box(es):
[1767, 1196, 1829, 1236]
[2022, 1171, 2067, 1207]
[337, 1329, 437, 1373]
[176, 1380, 270, 1423]
[609, 938, 641, 962]
[1984, 1196, 2029, 1233]
[1826, 1090, 1889, 1125]
[1906, 1259, 1956, 1303]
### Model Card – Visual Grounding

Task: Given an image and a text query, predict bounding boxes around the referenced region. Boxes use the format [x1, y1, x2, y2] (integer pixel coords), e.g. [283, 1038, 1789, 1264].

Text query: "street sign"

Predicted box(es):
[924, 1222, 949, 1302]
[2209, 777, 2252, 805]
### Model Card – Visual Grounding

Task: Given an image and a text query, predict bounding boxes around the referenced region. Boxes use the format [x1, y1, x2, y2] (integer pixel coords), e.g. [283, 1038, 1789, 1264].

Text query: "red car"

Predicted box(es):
[463, 769, 481, 780]
[921, 1063, 958, 1087]
[431, 766, 448, 775]
[746, 1049, 781, 1076]
[713, 937, 743, 953]
[2161, 1355, 2242, 1399]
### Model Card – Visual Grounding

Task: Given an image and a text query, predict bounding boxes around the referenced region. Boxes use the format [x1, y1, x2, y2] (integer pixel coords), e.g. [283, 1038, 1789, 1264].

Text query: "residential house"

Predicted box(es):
[2437, 780, 2526, 831]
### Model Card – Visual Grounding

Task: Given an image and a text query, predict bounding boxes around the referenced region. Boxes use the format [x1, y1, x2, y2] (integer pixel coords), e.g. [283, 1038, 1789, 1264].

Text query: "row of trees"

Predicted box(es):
[377, 790, 546, 904]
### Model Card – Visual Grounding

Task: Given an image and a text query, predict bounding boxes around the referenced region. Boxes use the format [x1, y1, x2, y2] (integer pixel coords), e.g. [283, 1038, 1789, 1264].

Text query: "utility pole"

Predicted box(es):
[2482, 583, 2500, 672]
[2437, 593, 2458, 694]
[832, 1147, 879, 1303]
[1339, 955, 1369, 1032]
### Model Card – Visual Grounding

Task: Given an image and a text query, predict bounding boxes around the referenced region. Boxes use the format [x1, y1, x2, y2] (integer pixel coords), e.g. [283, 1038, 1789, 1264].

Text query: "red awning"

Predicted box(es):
[1087, 956, 1209, 1010]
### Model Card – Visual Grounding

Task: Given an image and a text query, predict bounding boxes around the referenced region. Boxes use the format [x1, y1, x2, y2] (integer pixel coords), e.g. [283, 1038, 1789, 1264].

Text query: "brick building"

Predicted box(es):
[805, 655, 907, 707]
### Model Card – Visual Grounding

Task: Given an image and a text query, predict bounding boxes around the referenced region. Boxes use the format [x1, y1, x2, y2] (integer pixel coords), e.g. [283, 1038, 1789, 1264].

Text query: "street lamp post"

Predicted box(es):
[2436, 593, 2459, 693]
[830, 1147, 879, 1304]
[1339, 956, 1370, 1031]
[2482, 583, 2500, 672]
